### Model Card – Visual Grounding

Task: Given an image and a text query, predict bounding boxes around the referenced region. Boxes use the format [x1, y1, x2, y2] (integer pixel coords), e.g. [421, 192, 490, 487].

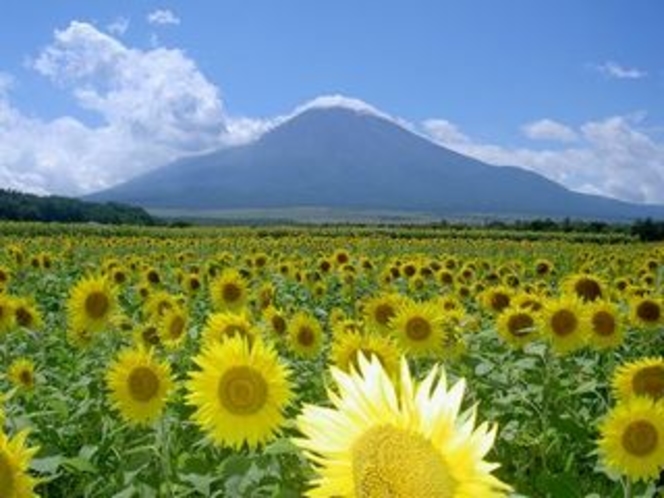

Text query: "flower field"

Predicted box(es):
[0, 222, 663, 497]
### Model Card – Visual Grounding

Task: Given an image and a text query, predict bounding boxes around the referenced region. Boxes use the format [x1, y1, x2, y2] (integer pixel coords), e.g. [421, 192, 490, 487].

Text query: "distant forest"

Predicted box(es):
[0, 189, 156, 225]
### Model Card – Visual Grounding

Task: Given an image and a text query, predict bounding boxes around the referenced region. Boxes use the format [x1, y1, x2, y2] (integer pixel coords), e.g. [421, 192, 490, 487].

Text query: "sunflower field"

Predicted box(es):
[0, 222, 663, 497]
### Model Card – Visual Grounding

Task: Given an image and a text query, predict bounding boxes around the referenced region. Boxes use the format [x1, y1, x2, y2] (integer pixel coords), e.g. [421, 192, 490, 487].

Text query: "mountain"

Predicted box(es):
[88, 104, 664, 221]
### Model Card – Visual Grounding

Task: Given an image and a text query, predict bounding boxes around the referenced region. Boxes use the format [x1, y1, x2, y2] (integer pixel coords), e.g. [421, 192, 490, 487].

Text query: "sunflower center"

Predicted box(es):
[85, 291, 110, 319]
[374, 304, 395, 327]
[636, 300, 661, 323]
[142, 326, 160, 346]
[222, 283, 242, 304]
[0, 451, 16, 496]
[632, 366, 664, 400]
[168, 316, 186, 339]
[15, 307, 32, 327]
[405, 317, 432, 341]
[574, 278, 602, 301]
[128, 366, 160, 402]
[352, 425, 456, 497]
[592, 311, 616, 337]
[550, 309, 577, 337]
[217, 366, 268, 415]
[507, 313, 534, 337]
[297, 326, 315, 347]
[490, 293, 510, 313]
[19, 369, 33, 386]
[271, 315, 286, 335]
[621, 420, 658, 457]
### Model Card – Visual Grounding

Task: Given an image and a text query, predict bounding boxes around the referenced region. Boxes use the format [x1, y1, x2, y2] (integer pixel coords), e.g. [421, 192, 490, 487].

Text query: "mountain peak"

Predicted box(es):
[290, 94, 396, 123]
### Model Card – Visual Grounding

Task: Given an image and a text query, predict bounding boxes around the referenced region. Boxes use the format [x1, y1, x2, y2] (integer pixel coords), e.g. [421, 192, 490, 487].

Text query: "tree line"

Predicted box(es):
[0, 189, 156, 226]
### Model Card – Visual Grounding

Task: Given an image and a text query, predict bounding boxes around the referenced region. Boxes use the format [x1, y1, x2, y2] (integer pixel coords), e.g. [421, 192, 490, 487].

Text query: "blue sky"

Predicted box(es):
[1, 1, 663, 202]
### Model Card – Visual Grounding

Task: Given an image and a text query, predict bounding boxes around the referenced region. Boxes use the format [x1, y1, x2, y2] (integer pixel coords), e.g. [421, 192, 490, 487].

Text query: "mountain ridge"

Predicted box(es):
[88, 103, 664, 221]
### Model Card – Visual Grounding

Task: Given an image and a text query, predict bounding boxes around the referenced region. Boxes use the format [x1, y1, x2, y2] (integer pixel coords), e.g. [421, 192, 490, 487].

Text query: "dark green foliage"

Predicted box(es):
[0, 189, 156, 225]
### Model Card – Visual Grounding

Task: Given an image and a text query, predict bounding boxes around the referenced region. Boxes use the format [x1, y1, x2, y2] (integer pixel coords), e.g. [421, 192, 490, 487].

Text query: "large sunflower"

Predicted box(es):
[0, 429, 39, 498]
[294, 354, 510, 497]
[389, 300, 445, 357]
[201, 311, 257, 346]
[362, 293, 402, 335]
[67, 275, 117, 333]
[186, 337, 293, 449]
[209, 269, 248, 312]
[158, 306, 189, 348]
[538, 296, 588, 355]
[612, 357, 664, 403]
[331, 330, 401, 379]
[495, 306, 539, 349]
[598, 397, 664, 482]
[106, 348, 173, 426]
[586, 300, 624, 350]
[629, 296, 662, 329]
[563, 273, 605, 302]
[287, 311, 324, 359]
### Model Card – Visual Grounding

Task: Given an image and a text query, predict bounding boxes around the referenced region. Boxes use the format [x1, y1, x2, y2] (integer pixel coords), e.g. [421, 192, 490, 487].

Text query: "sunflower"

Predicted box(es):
[362, 293, 402, 335]
[186, 337, 292, 449]
[495, 306, 539, 349]
[67, 326, 96, 349]
[11, 298, 42, 331]
[67, 275, 117, 333]
[612, 357, 664, 403]
[133, 323, 161, 349]
[390, 300, 445, 357]
[0, 429, 39, 497]
[331, 330, 401, 379]
[7, 358, 36, 391]
[158, 307, 188, 348]
[209, 269, 248, 312]
[106, 348, 173, 426]
[598, 397, 664, 482]
[480, 286, 513, 314]
[263, 306, 288, 341]
[538, 296, 588, 355]
[629, 296, 662, 329]
[586, 301, 624, 350]
[201, 311, 257, 346]
[0, 266, 10, 287]
[294, 354, 510, 497]
[0, 294, 15, 334]
[534, 259, 554, 276]
[287, 312, 324, 359]
[563, 273, 605, 302]
[143, 291, 181, 320]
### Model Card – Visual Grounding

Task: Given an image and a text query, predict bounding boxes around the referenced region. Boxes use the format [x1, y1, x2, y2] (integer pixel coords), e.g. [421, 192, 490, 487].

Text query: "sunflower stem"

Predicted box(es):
[623, 477, 632, 498]
[157, 414, 174, 496]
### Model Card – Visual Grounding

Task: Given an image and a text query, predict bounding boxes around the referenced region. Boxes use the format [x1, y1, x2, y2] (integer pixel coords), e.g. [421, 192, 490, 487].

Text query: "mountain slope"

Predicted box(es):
[88, 105, 664, 220]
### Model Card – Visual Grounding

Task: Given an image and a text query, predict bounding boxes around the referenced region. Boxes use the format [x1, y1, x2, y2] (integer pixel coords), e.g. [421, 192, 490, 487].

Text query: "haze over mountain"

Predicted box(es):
[89, 102, 664, 221]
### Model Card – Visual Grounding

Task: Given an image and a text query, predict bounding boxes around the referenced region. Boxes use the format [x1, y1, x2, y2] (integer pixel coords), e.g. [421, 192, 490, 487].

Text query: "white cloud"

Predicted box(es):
[421, 119, 471, 145]
[421, 115, 664, 204]
[107, 17, 130, 36]
[0, 21, 230, 195]
[596, 61, 647, 80]
[522, 119, 578, 142]
[147, 9, 181, 26]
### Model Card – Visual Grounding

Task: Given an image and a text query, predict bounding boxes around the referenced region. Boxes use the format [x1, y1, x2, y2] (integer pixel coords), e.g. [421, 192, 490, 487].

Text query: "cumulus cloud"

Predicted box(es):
[421, 115, 664, 204]
[147, 9, 181, 26]
[596, 61, 647, 80]
[421, 119, 471, 145]
[0, 21, 229, 195]
[522, 119, 578, 142]
[107, 17, 130, 36]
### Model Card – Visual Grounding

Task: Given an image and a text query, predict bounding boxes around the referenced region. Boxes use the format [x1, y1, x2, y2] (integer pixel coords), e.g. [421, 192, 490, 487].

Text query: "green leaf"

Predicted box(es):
[30, 455, 65, 474]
